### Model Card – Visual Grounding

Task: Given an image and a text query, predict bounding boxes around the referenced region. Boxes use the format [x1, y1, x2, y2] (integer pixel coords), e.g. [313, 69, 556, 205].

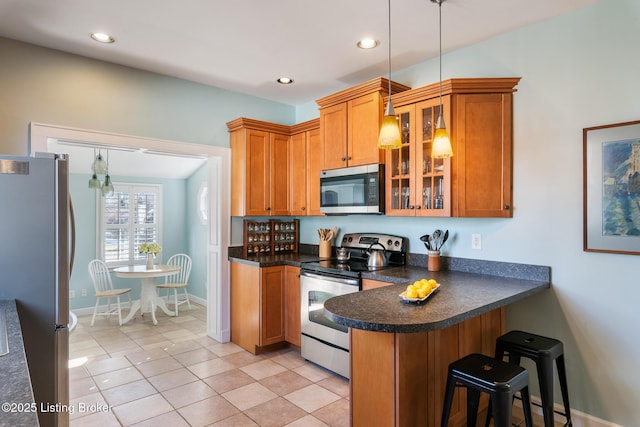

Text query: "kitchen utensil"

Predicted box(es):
[420, 234, 431, 251]
[366, 242, 390, 269]
[440, 230, 449, 248]
[432, 229, 442, 249]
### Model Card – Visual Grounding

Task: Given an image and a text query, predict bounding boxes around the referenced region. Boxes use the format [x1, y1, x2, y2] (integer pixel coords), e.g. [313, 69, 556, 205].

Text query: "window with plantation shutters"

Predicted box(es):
[97, 183, 162, 266]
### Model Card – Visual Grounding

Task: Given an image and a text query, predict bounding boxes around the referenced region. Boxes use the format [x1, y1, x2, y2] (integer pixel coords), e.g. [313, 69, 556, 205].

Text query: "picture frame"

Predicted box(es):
[583, 119, 640, 255]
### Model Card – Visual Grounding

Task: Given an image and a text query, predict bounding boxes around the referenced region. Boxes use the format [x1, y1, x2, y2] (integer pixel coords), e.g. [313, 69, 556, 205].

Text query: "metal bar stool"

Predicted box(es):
[491, 330, 572, 427]
[441, 353, 533, 427]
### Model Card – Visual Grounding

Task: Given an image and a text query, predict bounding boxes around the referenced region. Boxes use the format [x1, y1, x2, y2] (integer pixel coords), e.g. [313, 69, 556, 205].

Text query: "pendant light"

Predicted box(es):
[377, 0, 402, 149]
[92, 149, 108, 175]
[101, 150, 114, 196]
[88, 150, 101, 188]
[431, 0, 453, 158]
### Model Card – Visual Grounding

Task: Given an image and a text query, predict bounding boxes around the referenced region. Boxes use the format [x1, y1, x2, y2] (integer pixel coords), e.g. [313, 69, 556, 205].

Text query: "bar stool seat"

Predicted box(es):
[492, 330, 572, 427]
[441, 353, 533, 427]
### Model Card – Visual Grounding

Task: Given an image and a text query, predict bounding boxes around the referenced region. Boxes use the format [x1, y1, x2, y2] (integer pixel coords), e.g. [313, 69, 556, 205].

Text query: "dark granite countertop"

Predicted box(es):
[324, 268, 550, 333]
[0, 299, 39, 427]
[324, 270, 549, 333]
[229, 246, 551, 334]
[228, 251, 321, 267]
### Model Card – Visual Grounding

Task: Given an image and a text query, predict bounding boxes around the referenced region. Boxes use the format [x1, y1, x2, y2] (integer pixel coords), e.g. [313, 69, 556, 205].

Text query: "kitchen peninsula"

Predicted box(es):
[324, 266, 550, 427]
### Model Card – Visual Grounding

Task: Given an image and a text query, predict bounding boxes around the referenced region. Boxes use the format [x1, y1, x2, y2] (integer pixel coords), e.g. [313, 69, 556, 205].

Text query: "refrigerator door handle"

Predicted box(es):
[69, 196, 76, 275]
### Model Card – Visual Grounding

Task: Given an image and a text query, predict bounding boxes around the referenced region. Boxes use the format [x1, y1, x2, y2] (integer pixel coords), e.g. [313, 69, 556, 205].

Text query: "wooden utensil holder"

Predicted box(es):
[428, 250, 441, 272]
[319, 240, 332, 258]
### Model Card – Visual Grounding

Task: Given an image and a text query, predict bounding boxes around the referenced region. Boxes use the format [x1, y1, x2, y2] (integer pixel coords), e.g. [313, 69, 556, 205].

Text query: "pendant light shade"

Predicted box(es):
[378, 0, 402, 149]
[101, 174, 114, 196]
[378, 100, 402, 149]
[431, 0, 453, 159]
[92, 151, 108, 175]
[88, 173, 101, 189]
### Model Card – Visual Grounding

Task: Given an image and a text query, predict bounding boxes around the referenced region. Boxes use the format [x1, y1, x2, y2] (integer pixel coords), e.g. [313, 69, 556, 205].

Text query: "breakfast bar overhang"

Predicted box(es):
[324, 269, 550, 427]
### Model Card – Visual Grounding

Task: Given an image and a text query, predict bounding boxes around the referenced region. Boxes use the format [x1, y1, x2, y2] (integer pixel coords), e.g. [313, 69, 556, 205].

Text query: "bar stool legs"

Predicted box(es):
[441, 353, 533, 427]
[495, 330, 572, 427]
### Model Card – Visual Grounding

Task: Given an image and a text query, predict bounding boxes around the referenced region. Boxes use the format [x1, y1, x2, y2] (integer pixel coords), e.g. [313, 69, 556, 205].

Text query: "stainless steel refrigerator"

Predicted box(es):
[0, 153, 72, 427]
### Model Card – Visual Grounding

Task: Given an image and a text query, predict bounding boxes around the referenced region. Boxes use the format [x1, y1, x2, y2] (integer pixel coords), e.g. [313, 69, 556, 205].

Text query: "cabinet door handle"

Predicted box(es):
[341, 157, 347, 161]
[504, 205, 510, 210]
[301, 207, 306, 211]
[348, 156, 352, 160]
[409, 205, 415, 209]
[416, 205, 421, 209]
[265, 207, 271, 211]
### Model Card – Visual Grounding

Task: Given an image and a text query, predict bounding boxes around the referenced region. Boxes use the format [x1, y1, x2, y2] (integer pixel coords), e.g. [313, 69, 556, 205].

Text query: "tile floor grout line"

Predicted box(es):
[70, 303, 350, 427]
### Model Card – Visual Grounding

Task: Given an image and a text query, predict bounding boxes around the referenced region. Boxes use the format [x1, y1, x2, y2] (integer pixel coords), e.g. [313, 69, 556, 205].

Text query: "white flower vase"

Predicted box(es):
[146, 253, 154, 269]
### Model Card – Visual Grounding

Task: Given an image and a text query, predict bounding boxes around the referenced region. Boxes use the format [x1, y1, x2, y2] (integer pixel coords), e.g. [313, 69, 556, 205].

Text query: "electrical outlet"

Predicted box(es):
[69, 290, 75, 298]
[471, 234, 482, 250]
[81, 288, 87, 297]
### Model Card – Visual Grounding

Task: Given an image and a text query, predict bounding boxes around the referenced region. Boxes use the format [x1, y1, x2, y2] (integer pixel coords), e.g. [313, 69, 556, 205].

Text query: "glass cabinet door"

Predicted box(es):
[386, 105, 416, 215]
[415, 98, 451, 217]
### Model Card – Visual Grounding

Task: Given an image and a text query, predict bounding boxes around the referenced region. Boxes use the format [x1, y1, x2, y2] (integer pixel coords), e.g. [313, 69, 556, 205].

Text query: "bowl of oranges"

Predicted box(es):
[399, 278, 440, 304]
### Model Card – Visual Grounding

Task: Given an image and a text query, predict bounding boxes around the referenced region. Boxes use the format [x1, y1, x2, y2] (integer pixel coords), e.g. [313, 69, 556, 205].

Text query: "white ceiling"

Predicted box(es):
[0, 0, 600, 106]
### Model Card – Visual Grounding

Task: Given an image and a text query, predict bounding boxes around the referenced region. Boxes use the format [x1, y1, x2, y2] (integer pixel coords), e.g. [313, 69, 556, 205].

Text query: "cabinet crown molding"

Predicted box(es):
[390, 77, 521, 107]
[227, 117, 319, 135]
[316, 77, 411, 109]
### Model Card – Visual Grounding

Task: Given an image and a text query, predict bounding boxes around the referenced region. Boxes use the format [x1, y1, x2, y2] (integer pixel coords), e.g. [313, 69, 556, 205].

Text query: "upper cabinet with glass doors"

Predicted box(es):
[387, 98, 451, 216]
[386, 78, 521, 218]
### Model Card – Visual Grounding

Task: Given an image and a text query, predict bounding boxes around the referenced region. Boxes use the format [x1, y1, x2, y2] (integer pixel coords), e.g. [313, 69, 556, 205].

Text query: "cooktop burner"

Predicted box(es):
[301, 233, 407, 278]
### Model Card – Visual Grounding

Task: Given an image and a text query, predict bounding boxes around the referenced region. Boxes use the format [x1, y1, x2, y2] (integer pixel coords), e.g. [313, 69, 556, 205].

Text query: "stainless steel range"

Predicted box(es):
[300, 233, 407, 378]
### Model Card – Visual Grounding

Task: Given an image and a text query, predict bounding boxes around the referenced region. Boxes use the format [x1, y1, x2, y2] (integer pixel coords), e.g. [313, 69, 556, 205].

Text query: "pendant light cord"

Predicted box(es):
[387, 0, 392, 96]
[438, 0, 443, 109]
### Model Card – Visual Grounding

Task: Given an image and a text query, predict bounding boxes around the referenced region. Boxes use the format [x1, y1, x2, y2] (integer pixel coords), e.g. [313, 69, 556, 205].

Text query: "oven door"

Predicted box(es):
[300, 271, 359, 350]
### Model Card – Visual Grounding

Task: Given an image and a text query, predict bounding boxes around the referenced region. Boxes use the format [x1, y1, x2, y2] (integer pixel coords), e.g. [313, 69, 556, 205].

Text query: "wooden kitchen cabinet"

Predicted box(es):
[317, 77, 411, 170]
[228, 118, 291, 216]
[350, 307, 505, 426]
[230, 262, 285, 354]
[230, 262, 302, 353]
[361, 278, 392, 290]
[289, 119, 321, 216]
[386, 78, 519, 218]
[284, 266, 301, 347]
[385, 99, 452, 217]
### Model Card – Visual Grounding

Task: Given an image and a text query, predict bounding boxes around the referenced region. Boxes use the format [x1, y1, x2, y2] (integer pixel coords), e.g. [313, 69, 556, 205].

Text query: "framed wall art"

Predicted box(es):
[583, 119, 640, 254]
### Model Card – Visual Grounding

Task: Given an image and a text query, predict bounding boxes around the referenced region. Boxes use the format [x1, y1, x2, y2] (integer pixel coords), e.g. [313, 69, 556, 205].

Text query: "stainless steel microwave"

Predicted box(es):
[320, 164, 384, 215]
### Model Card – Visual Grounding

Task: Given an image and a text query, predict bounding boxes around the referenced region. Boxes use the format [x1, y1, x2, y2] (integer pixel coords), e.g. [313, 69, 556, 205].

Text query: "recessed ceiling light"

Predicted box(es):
[357, 38, 379, 49]
[277, 77, 294, 84]
[90, 32, 115, 43]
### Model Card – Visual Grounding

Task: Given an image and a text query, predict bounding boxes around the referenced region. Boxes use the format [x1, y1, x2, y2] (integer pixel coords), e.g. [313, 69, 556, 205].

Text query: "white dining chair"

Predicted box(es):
[156, 253, 192, 316]
[88, 259, 132, 326]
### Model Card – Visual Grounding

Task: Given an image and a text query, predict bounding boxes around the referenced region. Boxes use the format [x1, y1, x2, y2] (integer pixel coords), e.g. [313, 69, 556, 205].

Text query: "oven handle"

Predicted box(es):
[300, 270, 360, 287]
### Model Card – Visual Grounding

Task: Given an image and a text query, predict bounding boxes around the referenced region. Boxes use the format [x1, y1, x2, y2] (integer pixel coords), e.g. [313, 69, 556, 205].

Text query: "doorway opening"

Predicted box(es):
[29, 122, 231, 342]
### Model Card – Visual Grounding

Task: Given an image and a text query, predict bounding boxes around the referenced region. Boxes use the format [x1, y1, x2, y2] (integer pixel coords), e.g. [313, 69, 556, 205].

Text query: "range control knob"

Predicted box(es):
[387, 239, 393, 247]
[394, 240, 400, 247]
[348, 237, 353, 242]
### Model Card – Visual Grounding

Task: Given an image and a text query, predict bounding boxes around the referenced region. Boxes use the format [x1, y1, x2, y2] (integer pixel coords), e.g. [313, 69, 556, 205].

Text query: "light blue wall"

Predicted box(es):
[69, 173, 190, 306]
[186, 164, 209, 300]
[0, 37, 295, 156]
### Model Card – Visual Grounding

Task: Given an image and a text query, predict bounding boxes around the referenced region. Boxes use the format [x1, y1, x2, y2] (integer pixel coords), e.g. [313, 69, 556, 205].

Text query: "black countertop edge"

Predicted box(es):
[0, 300, 39, 427]
[324, 271, 550, 334]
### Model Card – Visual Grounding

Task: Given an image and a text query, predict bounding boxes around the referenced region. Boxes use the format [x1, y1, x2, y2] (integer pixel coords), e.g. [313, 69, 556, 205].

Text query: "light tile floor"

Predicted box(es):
[69, 303, 350, 427]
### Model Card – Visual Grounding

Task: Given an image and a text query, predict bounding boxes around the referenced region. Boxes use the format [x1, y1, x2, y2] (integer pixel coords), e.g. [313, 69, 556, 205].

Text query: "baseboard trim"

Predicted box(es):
[71, 294, 204, 317]
[513, 395, 623, 427]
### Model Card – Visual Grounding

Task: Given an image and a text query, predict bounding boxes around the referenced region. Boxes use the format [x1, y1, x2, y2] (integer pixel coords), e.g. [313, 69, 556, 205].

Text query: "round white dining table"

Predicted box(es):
[114, 264, 180, 325]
